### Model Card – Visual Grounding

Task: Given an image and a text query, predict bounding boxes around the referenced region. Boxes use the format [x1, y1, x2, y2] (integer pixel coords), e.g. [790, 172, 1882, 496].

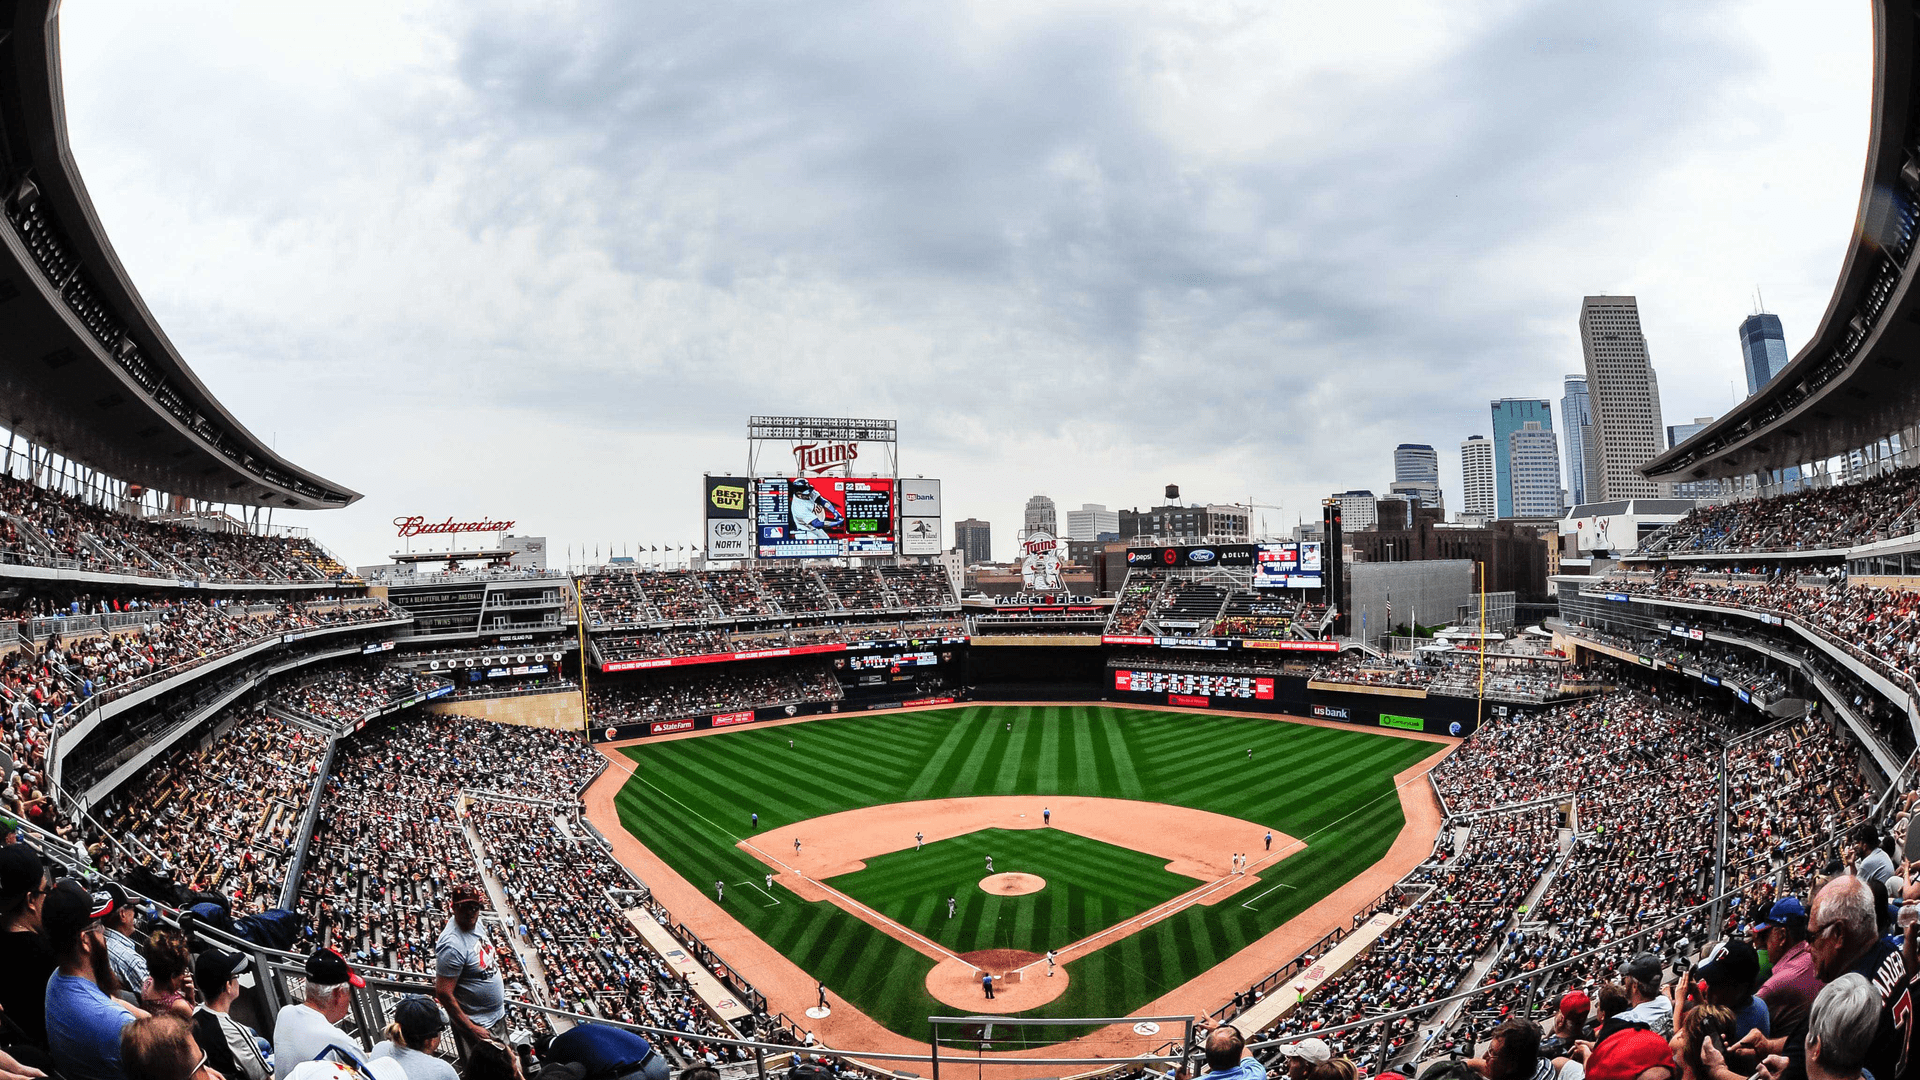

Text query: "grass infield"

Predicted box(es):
[612, 703, 1435, 1040]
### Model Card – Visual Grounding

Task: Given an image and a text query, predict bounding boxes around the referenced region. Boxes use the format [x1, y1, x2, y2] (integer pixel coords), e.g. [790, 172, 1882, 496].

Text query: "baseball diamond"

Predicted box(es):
[594, 703, 1445, 1042]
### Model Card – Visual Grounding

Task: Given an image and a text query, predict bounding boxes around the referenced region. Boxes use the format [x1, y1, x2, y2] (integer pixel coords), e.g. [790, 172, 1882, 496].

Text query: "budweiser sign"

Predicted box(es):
[394, 515, 517, 538]
[792, 441, 859, 474]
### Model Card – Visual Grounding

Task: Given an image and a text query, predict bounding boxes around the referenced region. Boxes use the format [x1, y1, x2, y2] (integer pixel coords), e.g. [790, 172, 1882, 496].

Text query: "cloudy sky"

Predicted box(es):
[57, 1, 1868, 567]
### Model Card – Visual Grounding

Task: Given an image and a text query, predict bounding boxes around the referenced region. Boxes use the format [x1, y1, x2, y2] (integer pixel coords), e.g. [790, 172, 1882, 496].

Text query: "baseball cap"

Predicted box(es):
[0, 845, 44, 909]
[450, 882, 486, 908]
[1620, 952, 1663, 985]
[1584, 1027, 1678, 1080]
[1751, 896, 1808, 931]
[1559, 990, 1591, 1017]
[304, 947, 366, 989]
[392, 996, 446, 1044]
[1277, 1038, 1332, 1063]
[194, 948, 254, 992]
[1697, 940, 1759, 987]
[42, 879, 113, 948]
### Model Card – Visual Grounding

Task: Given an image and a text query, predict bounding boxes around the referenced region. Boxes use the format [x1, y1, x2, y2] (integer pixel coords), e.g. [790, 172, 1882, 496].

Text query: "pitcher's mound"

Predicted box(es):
[925, 949, 1068, 1012]
[980, 872, 1045, 895]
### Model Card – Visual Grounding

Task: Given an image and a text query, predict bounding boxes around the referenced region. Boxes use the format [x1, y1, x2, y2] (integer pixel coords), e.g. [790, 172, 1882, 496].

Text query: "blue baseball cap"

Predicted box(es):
[1751, 897, 1807, 931]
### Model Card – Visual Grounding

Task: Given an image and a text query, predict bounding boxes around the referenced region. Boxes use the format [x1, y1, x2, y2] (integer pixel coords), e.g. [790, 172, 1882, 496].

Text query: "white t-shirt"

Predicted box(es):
[272, 1004, 363, 1078]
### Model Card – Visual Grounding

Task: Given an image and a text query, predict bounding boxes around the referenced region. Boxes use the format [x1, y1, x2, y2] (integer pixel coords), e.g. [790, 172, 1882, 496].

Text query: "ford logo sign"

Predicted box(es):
[1189, 549, 1216, 563]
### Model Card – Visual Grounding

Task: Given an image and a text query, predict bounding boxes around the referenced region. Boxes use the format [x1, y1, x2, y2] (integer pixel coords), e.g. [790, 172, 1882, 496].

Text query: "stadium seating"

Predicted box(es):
[580, 565, 957, 630]
[1641, 465, 1920, 554]
[590, 662, 845, 723]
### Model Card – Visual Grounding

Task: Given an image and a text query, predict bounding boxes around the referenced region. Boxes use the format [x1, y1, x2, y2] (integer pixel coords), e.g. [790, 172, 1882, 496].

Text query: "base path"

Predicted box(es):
[581, 701, 1455, 1075]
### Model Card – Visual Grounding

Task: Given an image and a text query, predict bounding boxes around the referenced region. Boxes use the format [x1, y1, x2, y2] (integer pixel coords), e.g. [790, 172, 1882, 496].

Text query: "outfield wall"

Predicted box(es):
[1106, 673, 1493, 737]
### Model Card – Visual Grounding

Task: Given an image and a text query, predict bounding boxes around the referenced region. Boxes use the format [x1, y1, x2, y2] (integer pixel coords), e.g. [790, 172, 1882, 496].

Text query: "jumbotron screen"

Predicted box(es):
[754, 477, 896, 557]
[1253, 542, 1323, 589]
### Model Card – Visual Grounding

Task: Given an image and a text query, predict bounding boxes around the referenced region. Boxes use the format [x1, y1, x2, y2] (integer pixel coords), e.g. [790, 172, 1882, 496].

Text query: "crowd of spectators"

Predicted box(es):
[590, 662, 844, 724]
[580, 566, 956, 629]
[87, 707, 327, 914]
[0, 473, 348, 582]
[596, 620, 964, 663]
[1642, 465, 1920, 554]
[279, 663, 450, 728]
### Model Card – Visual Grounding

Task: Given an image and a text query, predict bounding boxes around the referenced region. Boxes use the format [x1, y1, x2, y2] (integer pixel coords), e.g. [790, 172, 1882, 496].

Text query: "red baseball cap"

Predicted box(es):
[1560, 990, 1591, 1016]
[1585, 1029, 1678, 1080]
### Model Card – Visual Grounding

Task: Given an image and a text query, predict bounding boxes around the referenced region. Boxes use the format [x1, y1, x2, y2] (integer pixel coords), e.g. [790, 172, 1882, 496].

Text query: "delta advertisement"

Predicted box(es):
[705, 475, 752, 560]
[755, 476, 896, 558]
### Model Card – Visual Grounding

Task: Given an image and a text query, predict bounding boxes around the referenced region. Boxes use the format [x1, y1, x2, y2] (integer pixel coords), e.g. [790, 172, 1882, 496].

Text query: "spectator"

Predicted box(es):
[1615, 955, 1674, 1037]
[119, 1014, 205, 1080]
[1275, 1039, 1331, 1080]
[1669, 1005, 1732, 1080]
[1800, 876, 1904, 1080]
[1752, 899, 1821, 1039]
[1582, 1028, 1678, 1080]
[44, 880, 144, 1080]
[191, 949, 269, 1080]
[462, 1041, 523, 1080]
[0, 845, 54, 1048]
[436, 883, 507, 1051]
[1695, 941, 1768, 1042]
[369, 997, 457, 1080]
[1192, 1018, 1264, 1080]
[1541, 992, 1591, 1061]
[542, 1022, 669, 1080]
[100, 886, 147, 1001]
[1469, 1020, 1552, 1080]
[270, 949, 366, 1076]
[1848, 824, 1895, 892]
[1803, 973, 1881, 1080]
[137, 932, 194, 1021]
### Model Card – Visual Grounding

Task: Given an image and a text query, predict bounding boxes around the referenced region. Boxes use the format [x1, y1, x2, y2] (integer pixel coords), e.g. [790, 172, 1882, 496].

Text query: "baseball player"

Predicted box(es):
[789, 738, 794, 750]
[752, 812, 759, 829]
[985, 854, 993, 873]
[715, 880, 724, 902]
[1042, 807, 1050, 826]
[1265, 831, 1272, 851]
[1247, 747, 1253, 760]
[916, 831, 924, 851]
[794, 838, 802, 854]
[765, 873, 774, 891]
[788, 478, 845, 541]
[1045, 950, 1056, 977]
[948, 896, 957, 918]
[817, 982, 828, 1010]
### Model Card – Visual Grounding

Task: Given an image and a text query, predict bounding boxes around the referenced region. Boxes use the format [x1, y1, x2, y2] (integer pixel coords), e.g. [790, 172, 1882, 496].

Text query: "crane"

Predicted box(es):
[1234, 497, 1286, 541]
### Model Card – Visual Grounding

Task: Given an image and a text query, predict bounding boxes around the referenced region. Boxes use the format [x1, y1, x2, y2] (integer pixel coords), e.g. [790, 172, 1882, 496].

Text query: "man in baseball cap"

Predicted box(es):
[273, 948, 369, 1074]
[193, 947, 269, 1080]
[436, 883, 507, 1052]
[43, 879, 137, 1080]
[1614, 953, 1672, 1035]
[1751, 897, 1820, 1038]
[1696, 940, 1769, 1041]
[1582, 1027, 1678, 1080]
[1275, 1036, 1331, 1080]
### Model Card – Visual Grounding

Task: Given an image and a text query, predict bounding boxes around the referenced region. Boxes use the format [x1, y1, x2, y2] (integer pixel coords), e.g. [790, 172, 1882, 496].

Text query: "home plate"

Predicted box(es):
[1133, 1022, 1161, 1036]
[806, 1007, 831, 1019]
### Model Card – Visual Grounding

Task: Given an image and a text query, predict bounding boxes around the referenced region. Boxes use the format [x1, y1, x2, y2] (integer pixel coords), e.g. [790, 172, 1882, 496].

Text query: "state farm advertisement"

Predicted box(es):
[1113, 670, 1274, 700]
[650, 719, 696, 735]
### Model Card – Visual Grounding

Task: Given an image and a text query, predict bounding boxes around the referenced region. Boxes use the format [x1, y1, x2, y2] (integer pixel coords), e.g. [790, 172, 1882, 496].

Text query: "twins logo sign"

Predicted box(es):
[1020, 531, 1065, 591]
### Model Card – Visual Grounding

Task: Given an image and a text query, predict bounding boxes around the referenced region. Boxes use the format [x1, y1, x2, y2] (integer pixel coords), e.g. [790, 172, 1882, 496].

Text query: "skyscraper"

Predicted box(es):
[1739, 313, 1789, 396]
[1023, 495, 1057, 538]
[1580, 296, 1666, 501]
[1490, 399, 1552, 518]
[1064, 503, 1119, 541]
[1392, 444, 1442, 509]
[1561, 375, 1594, 507]
[1508, 423, 1564, 517]
[954, 518, 991, 564]
[1460, 436, 1495, 518]
[1333, 490, 1378, 531]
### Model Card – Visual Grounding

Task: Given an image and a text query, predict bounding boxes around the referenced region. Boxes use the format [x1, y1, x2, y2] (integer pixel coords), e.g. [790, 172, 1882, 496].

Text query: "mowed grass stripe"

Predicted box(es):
[614, 705, 1438, 1041]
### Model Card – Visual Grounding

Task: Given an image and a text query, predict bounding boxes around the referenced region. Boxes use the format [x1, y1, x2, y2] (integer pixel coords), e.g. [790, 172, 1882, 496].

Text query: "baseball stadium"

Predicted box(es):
[2, 5, 1920, 1080]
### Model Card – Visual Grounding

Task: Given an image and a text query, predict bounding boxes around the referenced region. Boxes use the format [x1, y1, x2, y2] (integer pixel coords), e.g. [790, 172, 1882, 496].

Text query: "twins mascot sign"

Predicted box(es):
[1020, 532, 1065, 592]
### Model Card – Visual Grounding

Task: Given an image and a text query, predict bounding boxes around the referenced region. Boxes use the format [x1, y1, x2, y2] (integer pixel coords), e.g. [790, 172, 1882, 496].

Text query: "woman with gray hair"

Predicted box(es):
[1805, 973, 1884, 1080]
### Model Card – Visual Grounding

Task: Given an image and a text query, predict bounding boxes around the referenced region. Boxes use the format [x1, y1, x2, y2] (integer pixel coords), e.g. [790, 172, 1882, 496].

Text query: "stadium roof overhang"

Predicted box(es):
[1646, 0, 1920, 484]
[0, 0, 357, 510]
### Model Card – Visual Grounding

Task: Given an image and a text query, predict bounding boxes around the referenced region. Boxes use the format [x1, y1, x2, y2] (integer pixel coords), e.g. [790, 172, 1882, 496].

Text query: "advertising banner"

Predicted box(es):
[1126, 545, 1258, 569]
[901, 517, 941, 555]
[705, 476, 753, 559]
[712, 711, 757, 728]
[755, 477, 896, 558]
[900, 478, 942, 517]
[1113, 670, 1274, 700]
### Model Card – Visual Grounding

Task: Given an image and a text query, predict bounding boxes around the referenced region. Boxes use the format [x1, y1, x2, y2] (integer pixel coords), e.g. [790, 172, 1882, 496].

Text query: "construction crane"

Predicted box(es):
[1234, 497, 1286, 541]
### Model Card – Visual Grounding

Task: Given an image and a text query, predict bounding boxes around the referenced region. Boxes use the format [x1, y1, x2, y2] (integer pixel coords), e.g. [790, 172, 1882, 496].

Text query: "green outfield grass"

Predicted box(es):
[829, 827, 1199, 955]
[612, 703, 1438, 1041]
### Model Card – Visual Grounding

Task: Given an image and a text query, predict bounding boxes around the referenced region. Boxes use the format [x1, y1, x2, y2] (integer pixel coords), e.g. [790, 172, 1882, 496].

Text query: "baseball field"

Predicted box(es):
[608, 703, 1440, 1042]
